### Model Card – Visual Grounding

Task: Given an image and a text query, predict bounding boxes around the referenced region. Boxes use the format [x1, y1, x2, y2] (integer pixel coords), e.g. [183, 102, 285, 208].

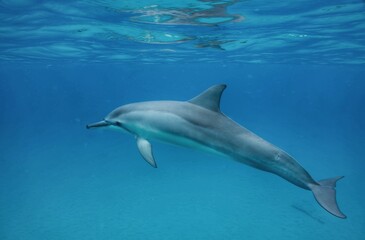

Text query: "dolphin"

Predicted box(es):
[87, 84, 346, 219]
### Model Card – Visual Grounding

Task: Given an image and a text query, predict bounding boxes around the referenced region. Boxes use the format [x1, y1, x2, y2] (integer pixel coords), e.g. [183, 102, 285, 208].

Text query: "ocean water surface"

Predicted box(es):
[1, 1, 365, 240]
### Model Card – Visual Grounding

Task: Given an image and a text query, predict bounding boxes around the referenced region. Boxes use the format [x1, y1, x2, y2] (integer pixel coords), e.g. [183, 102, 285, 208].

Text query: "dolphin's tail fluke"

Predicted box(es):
[309, 176, 346, 219]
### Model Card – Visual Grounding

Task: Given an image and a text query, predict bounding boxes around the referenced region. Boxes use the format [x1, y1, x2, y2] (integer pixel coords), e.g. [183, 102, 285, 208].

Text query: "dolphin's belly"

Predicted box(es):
[122, 109, 269, 159]
[122, 108, 315, 189]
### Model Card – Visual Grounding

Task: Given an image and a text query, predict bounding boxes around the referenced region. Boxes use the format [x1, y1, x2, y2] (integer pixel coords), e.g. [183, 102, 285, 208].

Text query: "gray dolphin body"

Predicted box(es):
[87, 84, 346, 219]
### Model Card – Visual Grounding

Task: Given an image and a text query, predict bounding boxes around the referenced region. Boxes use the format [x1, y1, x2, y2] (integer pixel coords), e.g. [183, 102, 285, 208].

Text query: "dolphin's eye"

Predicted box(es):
[115, 121, 122, 126]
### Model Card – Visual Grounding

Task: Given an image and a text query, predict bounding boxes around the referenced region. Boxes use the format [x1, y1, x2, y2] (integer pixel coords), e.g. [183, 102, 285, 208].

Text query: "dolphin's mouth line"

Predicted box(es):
[105, 119, 123, 127]
[86, 119, 126, 131]
[86, 120, 110, 129]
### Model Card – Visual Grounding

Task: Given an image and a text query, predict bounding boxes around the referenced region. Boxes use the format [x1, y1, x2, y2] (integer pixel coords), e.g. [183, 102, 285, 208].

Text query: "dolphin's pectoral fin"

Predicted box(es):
[309, 176, 346, 219]
[136, 137, 157, 168]
[188, 84, 226, 112]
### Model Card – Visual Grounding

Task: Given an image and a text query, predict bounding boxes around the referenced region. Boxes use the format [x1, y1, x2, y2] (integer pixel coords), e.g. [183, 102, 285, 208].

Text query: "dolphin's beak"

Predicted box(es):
[86, 120, 110, 129]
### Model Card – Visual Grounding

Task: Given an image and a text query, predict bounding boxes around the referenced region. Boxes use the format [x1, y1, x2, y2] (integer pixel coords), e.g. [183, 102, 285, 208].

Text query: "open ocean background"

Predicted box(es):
[1, 1, 364, 239]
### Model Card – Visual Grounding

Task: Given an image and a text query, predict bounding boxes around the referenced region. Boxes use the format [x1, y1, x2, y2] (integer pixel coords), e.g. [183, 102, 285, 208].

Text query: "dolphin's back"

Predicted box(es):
[122, 102, 289, 169]
[120, 100, 250, 151]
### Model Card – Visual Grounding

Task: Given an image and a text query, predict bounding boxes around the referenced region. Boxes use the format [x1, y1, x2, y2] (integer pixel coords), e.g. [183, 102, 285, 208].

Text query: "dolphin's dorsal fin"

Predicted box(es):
[188, 84, 227, 112]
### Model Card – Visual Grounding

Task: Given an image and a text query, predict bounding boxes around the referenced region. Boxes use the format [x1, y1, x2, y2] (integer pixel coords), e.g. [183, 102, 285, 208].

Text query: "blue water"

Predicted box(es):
[1, 1, 365, 240]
